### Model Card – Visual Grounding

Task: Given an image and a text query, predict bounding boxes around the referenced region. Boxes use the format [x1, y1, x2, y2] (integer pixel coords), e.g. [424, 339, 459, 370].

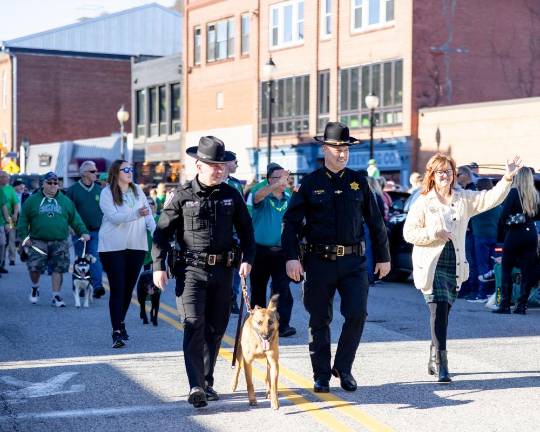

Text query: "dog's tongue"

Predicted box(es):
[262, 339, 270, 351]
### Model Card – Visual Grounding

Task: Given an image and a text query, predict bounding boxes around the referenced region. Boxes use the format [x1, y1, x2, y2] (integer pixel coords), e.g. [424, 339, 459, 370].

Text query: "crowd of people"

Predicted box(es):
[1, 121, 538, 408]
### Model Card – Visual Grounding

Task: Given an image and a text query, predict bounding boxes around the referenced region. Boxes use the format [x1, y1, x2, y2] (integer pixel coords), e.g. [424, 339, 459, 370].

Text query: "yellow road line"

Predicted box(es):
[158, 299, 391, 431]
[107, 284, 393, 431]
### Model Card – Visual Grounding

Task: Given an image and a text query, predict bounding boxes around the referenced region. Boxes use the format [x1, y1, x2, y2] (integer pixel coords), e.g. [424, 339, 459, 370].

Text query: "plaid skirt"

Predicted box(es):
[424, 241, 458, 305]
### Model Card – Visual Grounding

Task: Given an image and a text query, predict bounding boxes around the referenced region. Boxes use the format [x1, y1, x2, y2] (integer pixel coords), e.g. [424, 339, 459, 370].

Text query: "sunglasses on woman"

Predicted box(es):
[120, 167, 134, 174]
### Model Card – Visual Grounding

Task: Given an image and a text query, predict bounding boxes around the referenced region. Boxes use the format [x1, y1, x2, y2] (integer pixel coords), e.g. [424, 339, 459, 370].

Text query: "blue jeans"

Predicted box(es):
[474, 236, 496, 297]
[73, 231, 103, 289]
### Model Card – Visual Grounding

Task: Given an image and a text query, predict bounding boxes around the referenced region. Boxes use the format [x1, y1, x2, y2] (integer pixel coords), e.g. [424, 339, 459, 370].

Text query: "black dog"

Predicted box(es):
[137, 270, 161, 326]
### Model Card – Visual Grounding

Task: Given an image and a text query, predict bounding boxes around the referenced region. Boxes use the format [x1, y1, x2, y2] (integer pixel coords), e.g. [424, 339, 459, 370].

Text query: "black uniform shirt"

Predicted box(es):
[282, 167, 390, 263]
[152, 176, 256, 271]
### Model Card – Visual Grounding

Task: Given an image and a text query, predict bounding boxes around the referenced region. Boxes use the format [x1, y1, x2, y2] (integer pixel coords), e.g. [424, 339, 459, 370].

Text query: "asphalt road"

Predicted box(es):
[0, 257, 539, 432]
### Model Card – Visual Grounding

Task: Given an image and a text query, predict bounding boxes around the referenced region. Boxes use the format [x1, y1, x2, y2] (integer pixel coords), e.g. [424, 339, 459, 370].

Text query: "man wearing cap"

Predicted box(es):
[152, 136, 255, 409]
[282, 122, 390, 393]
[17, 172, 90, 307]
[250, 162, 296, 337]
[66, 160, 105, 298]
[0, 170, 19, 269]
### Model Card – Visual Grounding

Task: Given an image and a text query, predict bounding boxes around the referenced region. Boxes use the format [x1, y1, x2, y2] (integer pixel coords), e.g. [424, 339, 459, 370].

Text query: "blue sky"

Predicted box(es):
[0, 0, 175, 41]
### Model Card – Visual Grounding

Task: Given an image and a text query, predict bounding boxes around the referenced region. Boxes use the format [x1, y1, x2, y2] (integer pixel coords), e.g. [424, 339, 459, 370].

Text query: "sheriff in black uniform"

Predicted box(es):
[282, 122, 391, 393]
[152, 136, 255, 408]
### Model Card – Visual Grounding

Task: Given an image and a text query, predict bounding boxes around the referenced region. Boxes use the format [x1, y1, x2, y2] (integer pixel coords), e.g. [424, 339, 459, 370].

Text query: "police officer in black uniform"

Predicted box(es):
[152, 136, 255, 408]
[282, 122, 390, 393]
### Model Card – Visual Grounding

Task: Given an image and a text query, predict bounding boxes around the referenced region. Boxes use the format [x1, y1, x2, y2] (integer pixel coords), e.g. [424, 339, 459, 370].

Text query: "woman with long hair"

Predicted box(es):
[404, 153, 521, 383]
[493, 167, 540, 315]
[99, 160, 156, 348]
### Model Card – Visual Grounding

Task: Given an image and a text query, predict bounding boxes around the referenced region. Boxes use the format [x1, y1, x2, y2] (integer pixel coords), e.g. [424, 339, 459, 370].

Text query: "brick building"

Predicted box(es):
[183, 0, 540, 183]
[0, 3, 181, 171]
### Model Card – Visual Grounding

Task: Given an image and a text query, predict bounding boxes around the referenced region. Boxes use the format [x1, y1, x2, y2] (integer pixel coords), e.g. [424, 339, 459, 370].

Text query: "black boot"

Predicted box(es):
[436, 350, 451, 383]
[513, 303, 527, 315]
[428, 344, 437, 376]
[492, 305, 511, 314]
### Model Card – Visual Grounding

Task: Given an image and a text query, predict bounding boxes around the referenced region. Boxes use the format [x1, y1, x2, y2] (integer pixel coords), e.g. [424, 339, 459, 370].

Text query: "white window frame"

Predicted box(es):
[207, 17, 235, 63]
[269, 0, 305, 49]
[320, 0, 332, 39]
[351, 0, 395, 33]
[241, 13, 250, 55]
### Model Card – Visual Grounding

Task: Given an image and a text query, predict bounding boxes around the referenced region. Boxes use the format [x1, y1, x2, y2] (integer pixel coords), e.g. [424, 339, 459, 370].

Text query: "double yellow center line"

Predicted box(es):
[141, 294, 393, 432]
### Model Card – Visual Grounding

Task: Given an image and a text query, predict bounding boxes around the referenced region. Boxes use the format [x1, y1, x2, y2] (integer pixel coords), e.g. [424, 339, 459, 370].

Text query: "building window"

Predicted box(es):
[149, 87, 158, 136]
[207, 18, 234, 62]
[194, 26, 201, 65]
[260, 74, 309, 136]
[135, 90, 145, 138]
[318, 70, 330, 132]
[241, 14, 250, 55]
[352, 0, 394, 31]
[321, 0, 332, 38]
[158, 86, 167, 135]
[269, 0, 305, 48]
[339, 59, 403, 129]
[171, 83, 181, 134]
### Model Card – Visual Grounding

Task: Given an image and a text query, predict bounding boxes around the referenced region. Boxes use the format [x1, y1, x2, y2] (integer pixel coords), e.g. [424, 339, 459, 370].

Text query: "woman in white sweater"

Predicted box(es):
[99, 160, 156, 348]
[403, 153, 521, 383]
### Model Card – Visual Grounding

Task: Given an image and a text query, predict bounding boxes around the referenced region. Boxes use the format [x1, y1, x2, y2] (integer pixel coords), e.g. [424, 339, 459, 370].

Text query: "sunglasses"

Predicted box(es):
[46, 181, 59, 185]
[120, 167, 134, 174]
[87, 170, 97, 174]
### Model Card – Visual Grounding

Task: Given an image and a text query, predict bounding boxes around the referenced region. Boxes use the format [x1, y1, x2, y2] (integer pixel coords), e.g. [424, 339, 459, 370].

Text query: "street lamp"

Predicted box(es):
[365, 93, 379, 160]
[21, 137, 29, 173]
[262, 56, 277, 166]
[117, 105, 130, 160]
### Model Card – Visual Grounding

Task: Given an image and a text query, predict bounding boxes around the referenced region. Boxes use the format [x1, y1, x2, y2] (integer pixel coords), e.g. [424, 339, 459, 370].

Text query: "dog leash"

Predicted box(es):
[232, 275, 251, 369]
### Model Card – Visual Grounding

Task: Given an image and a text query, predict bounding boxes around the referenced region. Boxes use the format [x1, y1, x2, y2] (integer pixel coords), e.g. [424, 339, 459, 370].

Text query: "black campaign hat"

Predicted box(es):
[314, 122, 359, 146]
[186, 136, 235, 163]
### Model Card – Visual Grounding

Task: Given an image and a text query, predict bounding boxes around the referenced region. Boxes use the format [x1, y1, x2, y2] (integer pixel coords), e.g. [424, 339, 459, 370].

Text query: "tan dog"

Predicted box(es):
[231, 295, 280, 410]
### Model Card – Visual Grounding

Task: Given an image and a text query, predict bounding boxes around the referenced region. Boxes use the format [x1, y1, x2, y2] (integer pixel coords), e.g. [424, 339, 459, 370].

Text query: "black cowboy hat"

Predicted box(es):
[186, 136, 235, 163]
[314, 122, 359, 146]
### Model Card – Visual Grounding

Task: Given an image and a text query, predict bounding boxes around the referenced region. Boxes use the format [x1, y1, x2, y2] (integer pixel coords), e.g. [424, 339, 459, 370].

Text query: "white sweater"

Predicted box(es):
[403, 177, 512, 294]
[98, 184, 156, 252]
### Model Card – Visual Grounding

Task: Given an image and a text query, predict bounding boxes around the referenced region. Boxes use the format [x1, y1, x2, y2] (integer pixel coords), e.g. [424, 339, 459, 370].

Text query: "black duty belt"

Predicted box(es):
[304, 242, 365, 260]
[183, 250, 236, 267]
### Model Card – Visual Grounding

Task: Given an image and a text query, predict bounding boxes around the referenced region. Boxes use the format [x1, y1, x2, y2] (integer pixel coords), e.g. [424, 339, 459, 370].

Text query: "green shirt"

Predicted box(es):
[0, 184, 19, 215]
[65, 181, 103, 231]
[17, 189, 88, 241]
[252, 189, 291, 247]
[0, 189, 6, 225]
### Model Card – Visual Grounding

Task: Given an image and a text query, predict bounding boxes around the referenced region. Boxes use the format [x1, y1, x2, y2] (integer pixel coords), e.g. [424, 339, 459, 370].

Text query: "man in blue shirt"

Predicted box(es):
[250, 163, 296, 337]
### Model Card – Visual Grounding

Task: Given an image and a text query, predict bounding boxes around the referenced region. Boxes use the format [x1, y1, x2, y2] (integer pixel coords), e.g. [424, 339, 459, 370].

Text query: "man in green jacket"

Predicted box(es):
[17, 172, 89, 307]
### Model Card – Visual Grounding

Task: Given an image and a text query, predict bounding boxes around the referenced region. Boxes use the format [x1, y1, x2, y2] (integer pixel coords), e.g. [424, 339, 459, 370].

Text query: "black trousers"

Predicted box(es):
[175, 263, 233, 390]
[250, 244, 293, 327]
[501, 226, 539, 307]
[303, 253, 369, 381]
[100, 249, 146, 332]
[428, 302, 451, 351]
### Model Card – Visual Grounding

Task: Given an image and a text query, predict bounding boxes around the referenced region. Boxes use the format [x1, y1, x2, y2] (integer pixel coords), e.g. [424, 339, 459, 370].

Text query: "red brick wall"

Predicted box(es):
[15, 53, 131, 148]
[411, 0, 540, 169]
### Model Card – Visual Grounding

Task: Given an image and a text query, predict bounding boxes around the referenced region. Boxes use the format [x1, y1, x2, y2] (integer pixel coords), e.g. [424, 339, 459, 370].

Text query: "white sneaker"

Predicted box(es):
[51, 295, 66, 308]
[29, 287, 40, 304]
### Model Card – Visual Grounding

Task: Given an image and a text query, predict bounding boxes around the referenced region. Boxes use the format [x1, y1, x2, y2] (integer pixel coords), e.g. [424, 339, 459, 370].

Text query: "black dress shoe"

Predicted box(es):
[513, 304, 527, 315]
[279, 326, 297, 337]
[93, 287, 106, 299]
[313, 379, 330, 393]
[331, 367, 357, 392]
[188, 387, 208, 408]
[492, 305, 511, 314]
[205, 386, 219, 401]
